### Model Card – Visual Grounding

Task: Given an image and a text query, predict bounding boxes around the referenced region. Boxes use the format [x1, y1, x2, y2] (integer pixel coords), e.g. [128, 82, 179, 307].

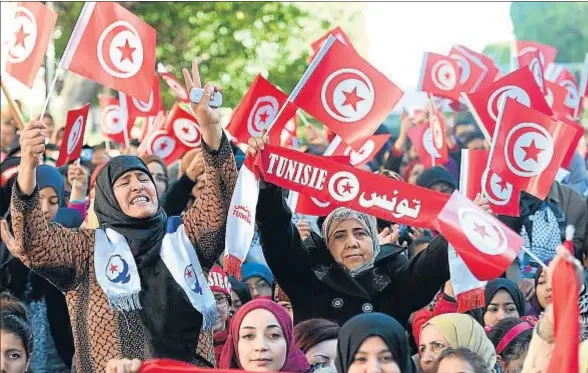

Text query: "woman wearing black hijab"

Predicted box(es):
[336, 313, 415, 373]
[479, 279, 527, 328]
[7, 61, 237, 373]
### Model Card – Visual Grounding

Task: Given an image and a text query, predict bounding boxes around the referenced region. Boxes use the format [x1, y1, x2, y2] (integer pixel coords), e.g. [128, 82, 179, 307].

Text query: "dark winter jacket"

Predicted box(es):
[256, 186, 450, 327]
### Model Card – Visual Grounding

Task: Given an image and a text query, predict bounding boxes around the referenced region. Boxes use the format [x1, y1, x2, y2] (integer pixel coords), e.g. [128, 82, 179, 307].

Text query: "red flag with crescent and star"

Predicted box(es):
[544, 80, 569, 117]
[120, 74, 163, 122]
[435, 190, 523, 281]
[294, 39, 404, 146]
[488, 98, 580, 200]
[517, 49, 546, 95]
[56, 104, 90, 167]
[407, 123, 446, 169]
[448, 45, 492, 93]
[5, 2, 58, 88]
[515, 41, 557, 70]
[417, 52, 462, 101]
[159, 71, 189, 103]
[461, 67, 552, 142]
[99, 95, 131, 145]
[550, 67, 580, 120]
[459, 149, 520, 217]
[59, 2, 156, 102]
[310, 26, 355, 54]
[225, 74, 293, 145]
[325, 134, 390, 168]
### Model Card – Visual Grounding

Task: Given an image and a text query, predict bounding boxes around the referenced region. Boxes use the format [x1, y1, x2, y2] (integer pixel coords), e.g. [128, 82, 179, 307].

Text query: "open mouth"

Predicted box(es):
[129, 195, 150, 205]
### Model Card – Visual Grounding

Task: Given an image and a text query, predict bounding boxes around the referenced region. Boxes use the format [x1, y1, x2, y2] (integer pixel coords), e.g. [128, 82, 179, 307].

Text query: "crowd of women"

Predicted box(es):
[1, 60, 588, 373]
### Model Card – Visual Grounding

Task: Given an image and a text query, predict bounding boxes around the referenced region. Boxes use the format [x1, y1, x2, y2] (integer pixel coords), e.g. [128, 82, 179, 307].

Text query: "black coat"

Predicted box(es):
[256, 186, 450, 327]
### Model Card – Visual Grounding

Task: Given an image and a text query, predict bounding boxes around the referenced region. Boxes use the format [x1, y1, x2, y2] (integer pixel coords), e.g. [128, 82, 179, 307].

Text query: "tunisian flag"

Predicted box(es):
[462, 67, 552, 142]
[59, 2, 156, 102]
[294, 38, 404, 145]
[551, 68, 580, 119]
[99, 95, 131, 145]
[56, 104, 90, 167]
[325, 134, 390, 168]
[489, 98, 580, 200]
[517, 49, 546, 94]
[407, 123, 446, 169]
[225, 74, 291, 144]
[436, 191, 523, 280]
[515, 41, 557, 69]
[311, 26, 355, 54]
[575, 53, 588, 118]
[164, 104, 202, 150]
[459, 149, 520, 217]
[449, 45, 488, 93]
[428, 106, 449, 163]
[139, 129, 183, 165]
[120, 74, 162, 121]
[417, 52, 462, 101]
[5, 2, 57, 88]
[159, 72, 189, 103]
[544, 80, 569, 116]
[545, 258, 580, 373]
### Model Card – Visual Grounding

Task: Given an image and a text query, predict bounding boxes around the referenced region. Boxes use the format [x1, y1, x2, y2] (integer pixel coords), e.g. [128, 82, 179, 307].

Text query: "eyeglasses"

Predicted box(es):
[214, 295, 228, 307]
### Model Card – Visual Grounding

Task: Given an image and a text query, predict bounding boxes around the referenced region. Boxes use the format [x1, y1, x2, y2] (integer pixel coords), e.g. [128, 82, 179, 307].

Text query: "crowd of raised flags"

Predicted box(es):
[1, 2, 588, 373]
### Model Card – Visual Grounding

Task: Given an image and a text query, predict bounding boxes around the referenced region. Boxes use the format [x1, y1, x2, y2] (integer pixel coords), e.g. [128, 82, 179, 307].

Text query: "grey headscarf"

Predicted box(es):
[321, 207, 380, 276]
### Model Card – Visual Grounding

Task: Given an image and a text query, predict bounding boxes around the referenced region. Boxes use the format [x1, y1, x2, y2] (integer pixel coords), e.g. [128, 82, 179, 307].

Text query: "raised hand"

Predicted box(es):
[0, 220, 15, 252]
[246, 131, 269, 158]
[18, 120, 47, 195]
[182, 59, 222, 150]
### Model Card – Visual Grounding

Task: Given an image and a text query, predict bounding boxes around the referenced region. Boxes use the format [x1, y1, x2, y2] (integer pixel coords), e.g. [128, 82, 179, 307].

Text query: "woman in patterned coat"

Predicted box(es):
[7, 61, 237, 373]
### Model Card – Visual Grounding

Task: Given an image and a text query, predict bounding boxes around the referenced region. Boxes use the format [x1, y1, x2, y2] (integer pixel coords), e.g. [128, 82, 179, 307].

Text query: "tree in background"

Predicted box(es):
[510, 2, 587, 63]
[51, 1, 366, 119]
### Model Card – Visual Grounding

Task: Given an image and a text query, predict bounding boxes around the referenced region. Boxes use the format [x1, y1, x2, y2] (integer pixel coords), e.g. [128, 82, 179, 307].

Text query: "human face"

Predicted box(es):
[39, 186, 59, 221]
[113, 170, 158, 219]
[0, 122, 16, 151]
[147, 161, 167, 197]
[535, 271, 552, 309]
[436, 356, 475, 373]
[231, 290, 244, 315]
[466, 138, 486, 151]
[213, 291, 229, 333]
[245, 277, 273, 299]
[500, 353, 526, 373]
[419, 325, 449, 373]
[483, 290, 520, 327]
[455, 124, 475, 142]
[328, 219, 374, 271]
[305, 339, 337, 370]
[430, 182, 454, 195]
[407, 164, 425, 185]
[238, 308, 287, 372]
[348, 336, 401, 373]
[0, 331, 29, 373]
[277, 301, 293, 321]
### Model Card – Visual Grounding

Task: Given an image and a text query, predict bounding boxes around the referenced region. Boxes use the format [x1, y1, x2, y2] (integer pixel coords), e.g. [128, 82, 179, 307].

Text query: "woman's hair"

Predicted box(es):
[487, 318, 532, 365]
[0, 291, 33, 358]
[294, 319, 340, 353]
[434, 347, 491, 373]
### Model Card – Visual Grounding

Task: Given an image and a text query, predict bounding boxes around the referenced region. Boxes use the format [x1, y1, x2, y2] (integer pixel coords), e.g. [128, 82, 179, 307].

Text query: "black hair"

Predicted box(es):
[434, 347, 491, 373]
[487, 317, 532, 365]
[295, 319, 340, 353]
[0, 291, 34, 359]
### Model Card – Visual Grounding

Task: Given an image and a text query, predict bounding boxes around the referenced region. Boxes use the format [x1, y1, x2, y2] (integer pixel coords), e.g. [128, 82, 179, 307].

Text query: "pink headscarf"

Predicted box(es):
[219, 299, 310, 372]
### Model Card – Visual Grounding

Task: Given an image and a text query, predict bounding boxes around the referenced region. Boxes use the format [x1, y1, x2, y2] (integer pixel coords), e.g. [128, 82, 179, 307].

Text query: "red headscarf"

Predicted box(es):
[219, 299, 310, 372]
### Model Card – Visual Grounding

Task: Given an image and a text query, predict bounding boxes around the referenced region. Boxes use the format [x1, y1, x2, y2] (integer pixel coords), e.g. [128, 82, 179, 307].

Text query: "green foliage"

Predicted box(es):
[482, 42, 511, 66]
[52, 2, 324, 108]
[510, 2, 588, 63]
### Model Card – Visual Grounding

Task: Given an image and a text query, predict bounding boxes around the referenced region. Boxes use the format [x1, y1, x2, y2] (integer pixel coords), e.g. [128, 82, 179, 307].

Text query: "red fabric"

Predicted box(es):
[412, 292, 458, 346]
[6, 2, 57, 88]
[56, 104, 90, 167]
[449, 46, 489, 93]
[255, 144, 449, 229]
[544, 80, 569, 117]
[294, 39, 403, 145]
[488, 99, 580, 200]
[310, 26, 355, 54]
[140, 360, 300, 373]
[213, 318, 231, 365]
[159, 72, 189, 103]
[460, 149, 520, 217]
[515, 41, 557, 69]
[435, 191, 523, 281]
[555, 115, 583, 170]
[546, 259, 580, 373]
[407, 124, 437, 169]
[122, 74, 163, 121]
[219, 299, 310, 372]
[61, 2, 156, 102]
[553, 68, 580, 119]
[207, 265, 231, 296]
[518, 49, 546, 94]
[462, 67, 552, 142]
[327, 134, 390, 167]
[226, 74, 293, 144]
[89, 163, 107, 191]
[417, 52, 462, 101]
[401, 160, 423, 182]
[99, 95, 131, 145]
[428, 107, 449, 165]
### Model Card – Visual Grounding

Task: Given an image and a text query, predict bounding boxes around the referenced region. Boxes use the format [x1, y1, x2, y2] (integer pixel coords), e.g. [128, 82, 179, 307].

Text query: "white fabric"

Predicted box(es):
[448, 244, 487, 296]
[94, 225, 217, 329]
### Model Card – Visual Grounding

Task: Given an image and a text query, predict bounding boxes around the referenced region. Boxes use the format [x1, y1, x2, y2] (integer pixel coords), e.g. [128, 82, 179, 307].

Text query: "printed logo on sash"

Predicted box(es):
[184, 264, 202, 295]
[106, 255, 131, 284]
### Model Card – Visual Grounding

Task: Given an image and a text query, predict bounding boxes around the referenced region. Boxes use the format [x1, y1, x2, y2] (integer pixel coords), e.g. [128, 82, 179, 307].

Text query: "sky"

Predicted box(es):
[365, 2, 514, 111]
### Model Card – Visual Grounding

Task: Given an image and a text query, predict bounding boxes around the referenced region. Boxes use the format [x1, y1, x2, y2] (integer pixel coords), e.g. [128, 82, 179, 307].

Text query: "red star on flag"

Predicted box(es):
[473, 222, 490, 238]
[159, 141, 168, 151]
[521, 140, 544, 162]
[258, 110, 270, 124]
[186, 270, 193, 278]
[342, 182, 353, 194]
[117, 39, 136, 63]
[496, 178, 510, 193]
[112, 117, 119, 124]
[182, 126, 191, 135]
[109, 264, 118, 274]
[342, 87, 364, 111]
[13, 25, 29, 48]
